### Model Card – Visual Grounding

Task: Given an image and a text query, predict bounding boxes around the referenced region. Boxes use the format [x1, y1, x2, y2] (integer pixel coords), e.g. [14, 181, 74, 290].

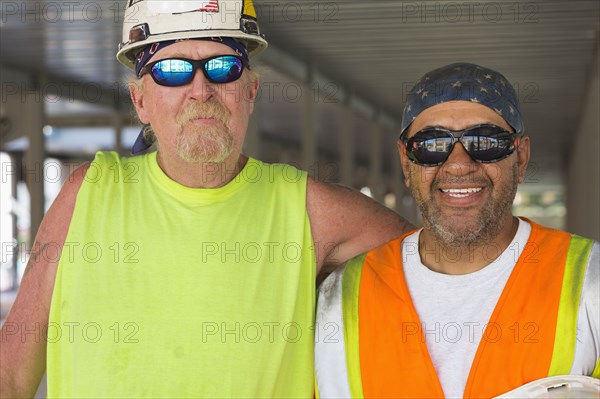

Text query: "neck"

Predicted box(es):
[156, 150, 248, 188]
[418, 216, 520, 275]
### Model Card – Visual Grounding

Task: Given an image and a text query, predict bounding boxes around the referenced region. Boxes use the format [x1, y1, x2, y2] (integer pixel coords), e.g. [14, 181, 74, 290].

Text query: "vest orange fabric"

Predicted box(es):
[358, 222, 571, 398]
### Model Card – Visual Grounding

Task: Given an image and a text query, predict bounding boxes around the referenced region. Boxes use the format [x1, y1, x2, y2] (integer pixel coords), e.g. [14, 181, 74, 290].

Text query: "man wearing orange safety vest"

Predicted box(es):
[315, 63, 599, 398]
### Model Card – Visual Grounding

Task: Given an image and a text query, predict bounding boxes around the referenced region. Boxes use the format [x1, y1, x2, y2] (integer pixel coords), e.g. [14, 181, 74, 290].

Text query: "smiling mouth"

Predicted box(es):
[440, 187, 483, 198]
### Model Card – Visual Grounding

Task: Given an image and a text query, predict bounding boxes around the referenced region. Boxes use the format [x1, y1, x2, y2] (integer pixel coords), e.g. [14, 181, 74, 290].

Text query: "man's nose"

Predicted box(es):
[441, 142, 478, 175]
[188, 69, 216, 101]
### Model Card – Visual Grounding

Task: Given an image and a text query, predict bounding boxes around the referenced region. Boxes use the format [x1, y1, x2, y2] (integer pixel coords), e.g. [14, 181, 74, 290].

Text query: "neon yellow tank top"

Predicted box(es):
[47, 151, 315, 398]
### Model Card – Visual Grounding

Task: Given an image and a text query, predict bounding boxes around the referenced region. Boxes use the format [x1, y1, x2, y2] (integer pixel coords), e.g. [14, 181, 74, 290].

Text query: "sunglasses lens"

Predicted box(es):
[205, 56, 244, 84]
[406, 125, 516, 166]
[147, 56, 245, 86]
[461, 127, 515, 162]
[406, 130, 454, 166]
[151, 59, 194, 87]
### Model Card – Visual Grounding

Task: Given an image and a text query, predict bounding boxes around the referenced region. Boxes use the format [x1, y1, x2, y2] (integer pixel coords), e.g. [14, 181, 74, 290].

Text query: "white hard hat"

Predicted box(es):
[494, 376, 600, 399]
[117, 0, 268, 71]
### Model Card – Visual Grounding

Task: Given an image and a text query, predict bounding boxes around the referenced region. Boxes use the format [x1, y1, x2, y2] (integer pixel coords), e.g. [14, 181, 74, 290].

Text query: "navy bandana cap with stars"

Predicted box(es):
[400, 62, 524, 137]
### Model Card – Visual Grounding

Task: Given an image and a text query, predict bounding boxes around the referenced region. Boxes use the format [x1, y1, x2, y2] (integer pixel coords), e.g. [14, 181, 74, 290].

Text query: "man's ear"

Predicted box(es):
[397, 139, 412, 188]
[516, 135, 530, 184]
[129, 80, 150, 124]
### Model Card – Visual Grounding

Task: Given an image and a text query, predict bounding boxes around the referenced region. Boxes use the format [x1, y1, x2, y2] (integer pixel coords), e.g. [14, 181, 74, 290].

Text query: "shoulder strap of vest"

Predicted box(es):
[316, 232, 417, 398]
[549, 234, 596, 375]
[583, 242, 600, 378]
[342, 254, 366, 398]
[315, 254, 366, 398]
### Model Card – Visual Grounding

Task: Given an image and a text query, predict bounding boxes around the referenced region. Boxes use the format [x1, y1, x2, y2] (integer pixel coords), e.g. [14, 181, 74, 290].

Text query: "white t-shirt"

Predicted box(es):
[402, 219, 599, 398]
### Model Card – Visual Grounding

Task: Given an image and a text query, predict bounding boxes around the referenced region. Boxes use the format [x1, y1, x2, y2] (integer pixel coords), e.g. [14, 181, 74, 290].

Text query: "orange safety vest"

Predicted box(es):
[315, 221, 599, 398]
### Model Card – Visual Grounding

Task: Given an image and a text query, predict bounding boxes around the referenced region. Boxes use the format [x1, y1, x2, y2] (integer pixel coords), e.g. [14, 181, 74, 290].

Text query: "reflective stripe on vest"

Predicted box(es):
[576, 240, 600, 378]
[316, 254, 365, 398]
[549, 236, 595, 374]
[315, 222, 598, 398]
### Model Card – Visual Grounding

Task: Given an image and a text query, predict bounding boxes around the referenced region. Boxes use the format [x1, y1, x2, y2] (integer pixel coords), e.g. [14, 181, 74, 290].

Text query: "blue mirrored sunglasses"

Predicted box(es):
[140, 55, 247, 87]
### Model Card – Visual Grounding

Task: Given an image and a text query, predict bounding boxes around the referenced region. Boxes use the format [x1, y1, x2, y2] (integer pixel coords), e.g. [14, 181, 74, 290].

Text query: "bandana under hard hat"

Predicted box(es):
[400, 63, 524, 137]
[134, 37, 250, 77]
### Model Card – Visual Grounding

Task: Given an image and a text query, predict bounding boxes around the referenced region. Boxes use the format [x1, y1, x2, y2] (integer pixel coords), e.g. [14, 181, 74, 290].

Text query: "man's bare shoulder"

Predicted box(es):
[306, 176, 414, 272]
[60, 163, 91, 200]
[34, 163, 91, 247]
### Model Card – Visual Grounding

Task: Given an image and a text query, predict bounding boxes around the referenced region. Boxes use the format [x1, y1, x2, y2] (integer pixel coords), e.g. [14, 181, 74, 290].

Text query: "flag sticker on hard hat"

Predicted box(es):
[198, 1, 219, 12]
[147, 0, 219, 14]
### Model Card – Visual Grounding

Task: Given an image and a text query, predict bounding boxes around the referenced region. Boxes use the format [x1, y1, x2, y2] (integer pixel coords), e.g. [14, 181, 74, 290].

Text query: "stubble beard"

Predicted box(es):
[175, 99, 233, 164]
[410, 163, 519, 249]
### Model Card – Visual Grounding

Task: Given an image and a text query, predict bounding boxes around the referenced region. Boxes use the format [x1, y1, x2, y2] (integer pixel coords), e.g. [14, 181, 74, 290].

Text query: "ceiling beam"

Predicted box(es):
[257, 44, 400, 126]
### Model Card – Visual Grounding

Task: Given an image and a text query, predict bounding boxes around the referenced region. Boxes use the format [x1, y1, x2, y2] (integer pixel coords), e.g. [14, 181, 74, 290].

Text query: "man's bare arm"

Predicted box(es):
[306, 177, 415, 274]
[0, 164, 89, 398]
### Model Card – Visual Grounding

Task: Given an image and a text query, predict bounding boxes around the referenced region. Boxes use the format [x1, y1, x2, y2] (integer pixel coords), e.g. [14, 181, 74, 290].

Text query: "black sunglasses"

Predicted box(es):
[140, 55, 247, 87]
[401, 124, 521, 167]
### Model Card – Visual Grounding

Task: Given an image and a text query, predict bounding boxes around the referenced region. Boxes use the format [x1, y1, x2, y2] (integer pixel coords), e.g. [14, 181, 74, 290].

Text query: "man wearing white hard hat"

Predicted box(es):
[0, 1, 412, 397]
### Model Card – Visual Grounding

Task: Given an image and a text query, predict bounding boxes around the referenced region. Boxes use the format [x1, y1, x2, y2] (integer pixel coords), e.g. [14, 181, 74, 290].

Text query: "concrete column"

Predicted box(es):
[9, 153, 19, 288]
[243, 107, 260, 159]
[339, 105, 354, 186]
[112, 110, 124, 155]
[368, 117, 383, 202]
[567, 44, 599, 241]
[394, 133, 420, 225]
[301, 83, 316, 172]
[392, 137, 405, 214]
[23, 91, 45, 245]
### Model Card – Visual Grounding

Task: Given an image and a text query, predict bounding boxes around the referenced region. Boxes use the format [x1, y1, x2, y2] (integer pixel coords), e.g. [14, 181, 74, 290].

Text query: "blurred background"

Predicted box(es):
[1, 0, 599, 313]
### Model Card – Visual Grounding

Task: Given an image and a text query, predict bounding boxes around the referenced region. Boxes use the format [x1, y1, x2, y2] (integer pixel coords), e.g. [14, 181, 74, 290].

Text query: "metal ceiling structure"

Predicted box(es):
[1, 0, 599, 190]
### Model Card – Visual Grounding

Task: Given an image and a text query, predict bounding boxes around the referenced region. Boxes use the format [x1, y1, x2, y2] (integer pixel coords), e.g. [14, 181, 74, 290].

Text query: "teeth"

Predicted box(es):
[441, 188, 482, 198]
